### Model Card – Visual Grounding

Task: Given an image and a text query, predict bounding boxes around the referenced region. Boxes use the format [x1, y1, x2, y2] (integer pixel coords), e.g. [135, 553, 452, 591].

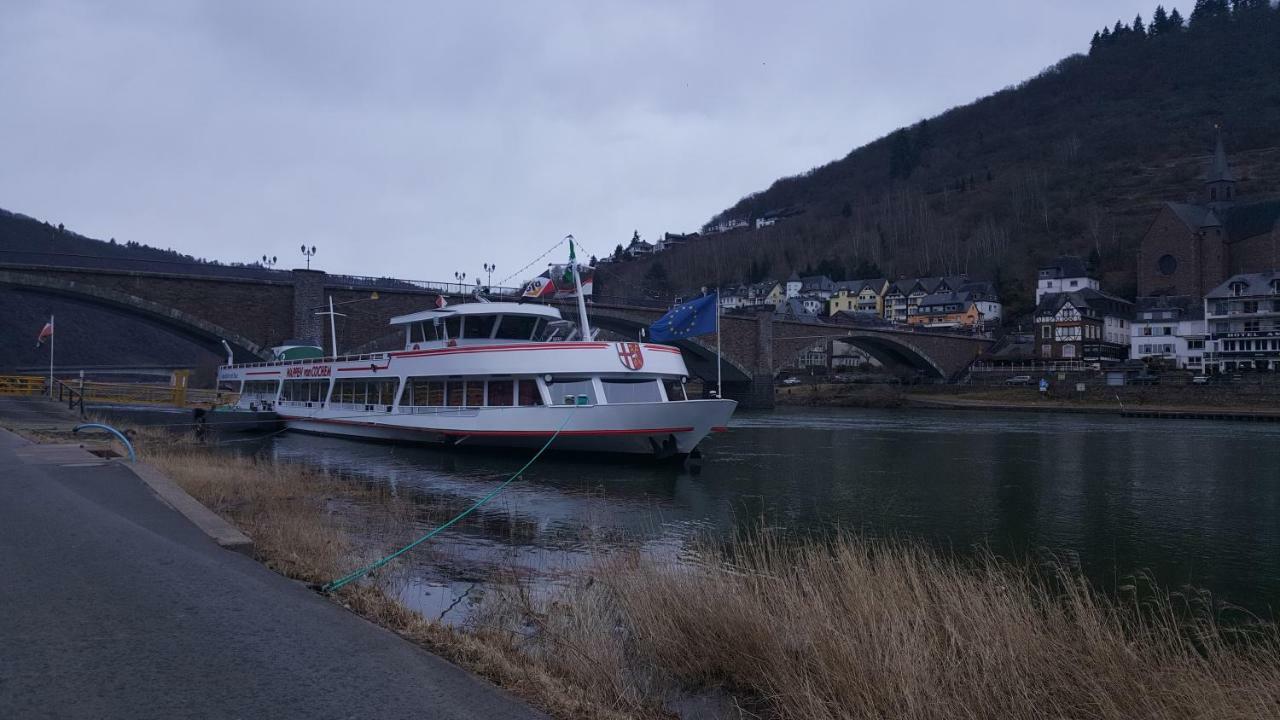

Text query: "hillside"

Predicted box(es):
[600, 2, 1280, 318]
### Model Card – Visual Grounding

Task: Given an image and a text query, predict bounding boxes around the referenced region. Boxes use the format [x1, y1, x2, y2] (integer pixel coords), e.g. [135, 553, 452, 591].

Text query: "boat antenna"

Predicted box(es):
[567, 235, 592, 339]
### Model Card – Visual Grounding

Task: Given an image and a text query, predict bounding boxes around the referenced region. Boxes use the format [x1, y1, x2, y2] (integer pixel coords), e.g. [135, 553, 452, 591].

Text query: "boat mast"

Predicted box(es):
[568, 235, 591, 339]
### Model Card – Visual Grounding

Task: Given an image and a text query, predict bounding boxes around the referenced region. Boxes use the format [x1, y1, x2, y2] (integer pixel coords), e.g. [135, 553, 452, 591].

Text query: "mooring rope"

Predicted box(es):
[320, 405, 577, 593]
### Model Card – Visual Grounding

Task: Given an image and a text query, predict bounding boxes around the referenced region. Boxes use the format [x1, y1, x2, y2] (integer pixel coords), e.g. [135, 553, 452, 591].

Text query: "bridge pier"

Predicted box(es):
[721, 374, 775, 409]
[291, 269, 326, 346]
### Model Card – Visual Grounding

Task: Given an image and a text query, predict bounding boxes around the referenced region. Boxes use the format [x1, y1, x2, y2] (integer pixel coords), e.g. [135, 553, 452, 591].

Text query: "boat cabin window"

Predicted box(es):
[243, 380, 280, 397]
[403, 376, 542, 407]
[602, 379, 663, 404]
[546, 378, 596, 405]
[403, 378, 445, 406]
[332, 378, 399, 407]
[411, 321, 441, 344]
[487, 379, 514, 406]
[462, 315, 497, 339]
[495, 315, 540, 341]
[280, 379, 329, 403]
[663, 379, 687, 401]
[517, 379, 542, 406]
[443, 315, 462, 341]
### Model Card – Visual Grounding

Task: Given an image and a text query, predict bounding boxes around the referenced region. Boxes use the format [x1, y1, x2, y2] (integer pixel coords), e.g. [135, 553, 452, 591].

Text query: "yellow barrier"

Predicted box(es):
[0, 376, 46, 396]
[75, 381, 239, 409]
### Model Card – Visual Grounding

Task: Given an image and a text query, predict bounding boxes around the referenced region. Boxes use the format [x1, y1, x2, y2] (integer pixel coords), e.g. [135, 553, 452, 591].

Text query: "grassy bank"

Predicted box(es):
[135, 439, 1280, 719]
[775, 383, 906, 408]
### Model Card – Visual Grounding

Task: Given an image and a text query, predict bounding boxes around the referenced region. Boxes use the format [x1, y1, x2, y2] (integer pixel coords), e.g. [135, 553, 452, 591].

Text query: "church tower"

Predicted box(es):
[1204, 128, 1238, 208]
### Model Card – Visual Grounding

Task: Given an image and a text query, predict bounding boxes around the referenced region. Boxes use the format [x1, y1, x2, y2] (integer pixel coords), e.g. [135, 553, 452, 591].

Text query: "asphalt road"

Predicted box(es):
[0, 427, 543, 720]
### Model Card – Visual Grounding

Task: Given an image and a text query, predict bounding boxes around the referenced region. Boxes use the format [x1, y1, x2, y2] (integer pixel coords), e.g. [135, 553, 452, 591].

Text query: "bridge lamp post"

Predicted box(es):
[453, 271, 466, 293]
[261, 254, 277, 269]
[483, 263, 496, 289]
[300, 245, 317, 270]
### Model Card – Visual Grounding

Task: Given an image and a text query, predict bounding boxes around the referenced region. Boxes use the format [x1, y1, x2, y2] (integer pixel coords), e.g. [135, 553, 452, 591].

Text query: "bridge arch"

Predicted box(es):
[583, 308, 753, 383]
[0, 270, 271, 361]
[778, 332, 948, 379]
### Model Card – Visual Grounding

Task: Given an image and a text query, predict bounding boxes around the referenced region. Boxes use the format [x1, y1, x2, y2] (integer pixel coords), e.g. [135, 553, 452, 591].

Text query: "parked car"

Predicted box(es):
[782, 376, 801, 386]
[1191, 375, 1210, 384]
[1005, 375, 1033, 386]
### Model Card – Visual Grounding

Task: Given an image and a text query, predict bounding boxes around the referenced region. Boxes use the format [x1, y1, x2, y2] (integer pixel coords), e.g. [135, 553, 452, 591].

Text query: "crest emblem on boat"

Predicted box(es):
[617, 342, 645, 371]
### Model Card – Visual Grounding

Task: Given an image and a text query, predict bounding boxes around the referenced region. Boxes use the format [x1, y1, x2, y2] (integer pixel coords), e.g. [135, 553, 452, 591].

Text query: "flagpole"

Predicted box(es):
[715, 289, 722, 399]
[48, 314, 55, 396]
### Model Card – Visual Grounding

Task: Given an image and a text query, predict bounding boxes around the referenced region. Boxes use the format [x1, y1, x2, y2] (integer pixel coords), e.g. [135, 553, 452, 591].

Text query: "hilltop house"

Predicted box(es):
[1130, 295, 1206, 371]
[1034, 288, 1133, 363]
[624, 236, 655, 257]
[1036, 256, 1098, 304]
[1202, 272, 1280, 373]
[1138, 133, 1280, 299]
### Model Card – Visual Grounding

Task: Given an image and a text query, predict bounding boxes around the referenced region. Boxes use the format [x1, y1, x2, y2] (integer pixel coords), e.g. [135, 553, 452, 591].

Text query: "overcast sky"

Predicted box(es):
[2, 1, 1169, 284]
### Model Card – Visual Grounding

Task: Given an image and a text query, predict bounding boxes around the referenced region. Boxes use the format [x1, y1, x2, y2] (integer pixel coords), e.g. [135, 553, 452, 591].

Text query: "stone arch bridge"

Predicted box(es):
[0, 264, 990, 407]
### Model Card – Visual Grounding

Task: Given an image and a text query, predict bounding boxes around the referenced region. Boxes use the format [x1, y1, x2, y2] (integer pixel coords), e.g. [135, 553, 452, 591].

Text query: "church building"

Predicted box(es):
[1137, 133, 1280, 299]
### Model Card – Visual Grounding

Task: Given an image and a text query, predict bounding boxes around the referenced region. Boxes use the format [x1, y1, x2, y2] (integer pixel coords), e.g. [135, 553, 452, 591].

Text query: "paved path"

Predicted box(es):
[0, 426, 543, 720]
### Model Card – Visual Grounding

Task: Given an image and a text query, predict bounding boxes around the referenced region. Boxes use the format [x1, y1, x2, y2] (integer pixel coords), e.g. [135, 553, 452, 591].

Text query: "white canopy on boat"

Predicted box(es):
[389, 302, 562, 326]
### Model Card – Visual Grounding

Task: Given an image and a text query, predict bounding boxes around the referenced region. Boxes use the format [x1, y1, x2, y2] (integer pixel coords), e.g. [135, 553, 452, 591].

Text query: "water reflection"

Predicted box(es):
[263, 408, 1280, 615]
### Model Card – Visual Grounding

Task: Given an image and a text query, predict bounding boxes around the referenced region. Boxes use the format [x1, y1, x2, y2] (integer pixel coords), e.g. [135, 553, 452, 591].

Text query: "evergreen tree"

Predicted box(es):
[1152, 5, 1169, 35]
[1100, 25, 1112, 43]
[888, 128, 914, 180]
[1090, 29, 1102, 52]
[1133, 13, 1147, 37]
[613, 243, 623, 259]
[1169, 7, 1185, 29]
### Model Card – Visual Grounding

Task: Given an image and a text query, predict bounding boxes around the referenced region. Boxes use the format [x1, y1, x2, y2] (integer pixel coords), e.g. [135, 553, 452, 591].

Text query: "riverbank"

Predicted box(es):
[778, 382, 1280, 418]
[99, 428, 1280, 719]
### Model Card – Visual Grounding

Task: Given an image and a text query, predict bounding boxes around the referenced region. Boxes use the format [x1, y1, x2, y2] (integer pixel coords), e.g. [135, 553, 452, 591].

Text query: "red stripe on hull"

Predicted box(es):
[294, 416, 693, 437]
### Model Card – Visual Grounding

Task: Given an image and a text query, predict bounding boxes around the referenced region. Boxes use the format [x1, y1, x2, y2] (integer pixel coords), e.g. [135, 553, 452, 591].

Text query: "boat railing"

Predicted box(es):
[397, 406, 481, 417]
[328, 401, 394, 413]
[224, 352, 390, 371]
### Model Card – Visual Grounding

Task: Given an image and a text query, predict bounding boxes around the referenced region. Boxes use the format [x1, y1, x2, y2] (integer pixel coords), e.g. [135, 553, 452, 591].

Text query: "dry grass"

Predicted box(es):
[478, 535, 1280, 720]
[132, 437, 1280, 720]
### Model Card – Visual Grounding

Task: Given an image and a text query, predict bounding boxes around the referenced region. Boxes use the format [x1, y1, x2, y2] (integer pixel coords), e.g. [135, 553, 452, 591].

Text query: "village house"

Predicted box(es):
[1034, 288, 1133, 363]
[906, 291, 986, 330]
[1130, 296, 1206, 371]
[785, 271, 803, 299]
[828, 279, 888, 316]
[1202, 271, 1280, 373]
[1036, 256, 1098, 304]
[799, 275, 836, 300]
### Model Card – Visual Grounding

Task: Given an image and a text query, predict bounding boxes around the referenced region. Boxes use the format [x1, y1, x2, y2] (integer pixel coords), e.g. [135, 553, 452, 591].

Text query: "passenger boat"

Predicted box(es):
[215, 300, 736, 458]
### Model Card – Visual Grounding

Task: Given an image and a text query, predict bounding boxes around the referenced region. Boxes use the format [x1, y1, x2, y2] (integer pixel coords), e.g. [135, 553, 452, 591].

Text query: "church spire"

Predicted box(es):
[1204, 126, 1237, 206]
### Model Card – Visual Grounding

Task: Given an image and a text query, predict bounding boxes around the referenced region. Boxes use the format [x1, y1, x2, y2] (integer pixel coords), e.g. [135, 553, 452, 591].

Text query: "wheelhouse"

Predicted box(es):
[392, 303, 569, 349]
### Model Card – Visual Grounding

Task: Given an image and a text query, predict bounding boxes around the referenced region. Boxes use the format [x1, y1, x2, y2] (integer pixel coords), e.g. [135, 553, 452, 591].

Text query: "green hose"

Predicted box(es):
[321, 407, 576, 593]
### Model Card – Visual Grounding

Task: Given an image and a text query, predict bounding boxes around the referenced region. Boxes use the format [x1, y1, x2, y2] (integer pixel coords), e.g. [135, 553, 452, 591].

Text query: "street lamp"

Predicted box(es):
[453, 271, 466, 291]
[261, 254, 278, 269]
[300, 245, 317, 270]
[483, 262, 496, 288]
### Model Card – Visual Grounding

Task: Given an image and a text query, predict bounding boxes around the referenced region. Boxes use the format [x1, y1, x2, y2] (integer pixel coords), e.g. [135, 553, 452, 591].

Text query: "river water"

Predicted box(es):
[256, 407, 1280, 619]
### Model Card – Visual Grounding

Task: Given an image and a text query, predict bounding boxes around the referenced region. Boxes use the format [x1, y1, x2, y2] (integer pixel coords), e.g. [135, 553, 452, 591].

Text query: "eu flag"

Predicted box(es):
[648, 292, 718, 341]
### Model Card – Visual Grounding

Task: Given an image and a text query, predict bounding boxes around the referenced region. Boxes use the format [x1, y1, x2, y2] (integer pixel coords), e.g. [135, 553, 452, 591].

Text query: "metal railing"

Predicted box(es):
[326, 274, 523, 296]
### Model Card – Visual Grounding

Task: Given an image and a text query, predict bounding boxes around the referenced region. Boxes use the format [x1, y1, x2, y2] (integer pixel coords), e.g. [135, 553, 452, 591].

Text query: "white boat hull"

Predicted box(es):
[276, 399, 735, 456]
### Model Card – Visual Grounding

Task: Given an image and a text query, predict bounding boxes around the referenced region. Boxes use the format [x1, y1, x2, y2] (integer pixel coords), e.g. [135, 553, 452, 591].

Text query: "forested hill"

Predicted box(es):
[0, 207, 281, 279]
[601, 1, 1280, 317]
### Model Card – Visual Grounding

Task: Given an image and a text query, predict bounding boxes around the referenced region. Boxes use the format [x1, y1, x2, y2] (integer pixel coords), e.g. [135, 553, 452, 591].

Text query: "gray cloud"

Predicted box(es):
[2, 0, 1165, 284]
